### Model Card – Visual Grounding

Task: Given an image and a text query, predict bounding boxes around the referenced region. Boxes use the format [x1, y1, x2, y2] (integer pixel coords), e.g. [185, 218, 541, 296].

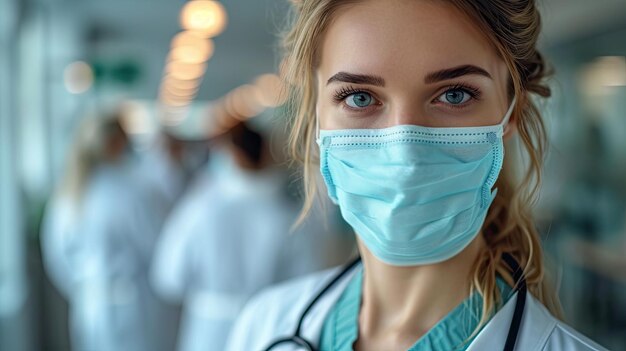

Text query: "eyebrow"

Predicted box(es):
[424, 65, 492, 83]
[326, 72, 385, 86]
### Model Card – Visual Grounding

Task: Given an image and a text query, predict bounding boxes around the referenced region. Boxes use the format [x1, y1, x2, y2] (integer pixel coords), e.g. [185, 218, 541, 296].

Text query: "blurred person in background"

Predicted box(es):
[150, 121, 353, 351]
[141, 131, 213, 197]
[41, 112, 177, 351]
[131, 131, 205, 351]
[138, 133, 189, 215]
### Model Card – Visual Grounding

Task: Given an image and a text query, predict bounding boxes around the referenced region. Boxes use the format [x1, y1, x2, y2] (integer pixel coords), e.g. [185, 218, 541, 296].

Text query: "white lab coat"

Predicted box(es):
[151, 153, 353, 351]
[56, 160, 176, 351]
[42, 196, 80, 300]
[42, 195, 95, 350]
[135, 145, 188, 350]
[225, 264, 609, 351]
[138, 142, 187, 213]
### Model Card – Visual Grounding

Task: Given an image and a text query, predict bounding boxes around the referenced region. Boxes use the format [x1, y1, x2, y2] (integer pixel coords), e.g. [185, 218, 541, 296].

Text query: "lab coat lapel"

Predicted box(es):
[466, 292, 518, 351]
[298, 265, 360, 349]
[467, 292, 554, 351]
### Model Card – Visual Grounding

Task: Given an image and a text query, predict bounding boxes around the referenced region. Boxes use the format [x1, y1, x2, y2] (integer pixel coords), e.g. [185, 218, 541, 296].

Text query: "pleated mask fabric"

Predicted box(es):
[317, 99, 516, 266]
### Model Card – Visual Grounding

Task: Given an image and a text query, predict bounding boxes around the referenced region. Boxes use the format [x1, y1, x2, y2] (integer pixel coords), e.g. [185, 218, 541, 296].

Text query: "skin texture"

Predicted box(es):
[316, 0, 513, 130]
[315, 1, 517, 350]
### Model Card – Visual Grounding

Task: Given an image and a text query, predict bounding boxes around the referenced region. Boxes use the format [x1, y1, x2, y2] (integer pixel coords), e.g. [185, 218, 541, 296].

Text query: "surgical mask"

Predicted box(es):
[317, 98, 516, 266]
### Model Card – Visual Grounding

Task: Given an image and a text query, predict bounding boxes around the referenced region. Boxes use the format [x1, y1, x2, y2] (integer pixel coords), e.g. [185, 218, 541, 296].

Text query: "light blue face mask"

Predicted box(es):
[317, 98, 516, 266]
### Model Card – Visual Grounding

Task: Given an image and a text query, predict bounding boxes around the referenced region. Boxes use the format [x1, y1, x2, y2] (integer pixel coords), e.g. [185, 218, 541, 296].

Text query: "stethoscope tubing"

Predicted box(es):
[263, 253, 526, 351]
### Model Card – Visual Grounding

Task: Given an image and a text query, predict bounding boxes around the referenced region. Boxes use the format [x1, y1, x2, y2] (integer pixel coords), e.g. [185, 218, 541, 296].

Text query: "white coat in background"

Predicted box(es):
[42, 195, 96, 351]
[42, 196, 80, 300]
[58, 160, 176, 351]
[137, 141, 187, 214]
[150, 151, 354, 351]
[225, 264, 609, 351]
[134, 143, 189, 350]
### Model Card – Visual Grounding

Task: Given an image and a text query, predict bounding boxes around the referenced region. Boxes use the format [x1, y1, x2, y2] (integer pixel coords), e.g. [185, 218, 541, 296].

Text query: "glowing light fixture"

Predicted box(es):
[166, 61, 207, 81]
[170, 32, 214, 64]
[170, 42, 213, 64]
[64, 61, 94, 94]
[161, 82, 199, 98]
[159, 91, 194, 107]
[162, 75, 202, 90]
[180, 0, 228, 38]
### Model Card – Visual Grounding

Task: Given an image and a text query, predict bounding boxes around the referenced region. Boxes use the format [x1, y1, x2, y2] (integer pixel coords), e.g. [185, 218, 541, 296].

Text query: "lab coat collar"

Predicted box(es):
[298, 264, 360, 349]
[468, 289, 558, 351]
[296, 262, 550, 351]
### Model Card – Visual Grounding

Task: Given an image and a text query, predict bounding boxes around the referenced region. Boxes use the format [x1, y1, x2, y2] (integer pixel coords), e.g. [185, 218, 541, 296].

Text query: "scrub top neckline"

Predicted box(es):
[319, 266, 514, 351]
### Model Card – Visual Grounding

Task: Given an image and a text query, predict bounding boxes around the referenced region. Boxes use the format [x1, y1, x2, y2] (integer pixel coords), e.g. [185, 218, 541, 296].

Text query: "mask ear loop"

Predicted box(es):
[483, 96, 517, 207]
[500, 96, 517, 129]
[315, 114, 320, 142]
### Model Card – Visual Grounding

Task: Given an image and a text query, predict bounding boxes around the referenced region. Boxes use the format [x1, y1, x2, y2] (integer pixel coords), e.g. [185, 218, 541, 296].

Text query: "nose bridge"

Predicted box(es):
[392, 112, 418, 126]
[389, 98, 424, 126]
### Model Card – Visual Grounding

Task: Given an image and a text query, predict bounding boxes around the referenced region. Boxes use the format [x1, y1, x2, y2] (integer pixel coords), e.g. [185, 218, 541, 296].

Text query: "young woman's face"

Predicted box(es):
[316, 0, 512, 130]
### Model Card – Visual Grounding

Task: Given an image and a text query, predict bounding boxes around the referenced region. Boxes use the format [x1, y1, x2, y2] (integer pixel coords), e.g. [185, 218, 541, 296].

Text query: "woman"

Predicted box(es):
[42, 116, 133, 350]
[42, 114, 176, 351]
[226, 1, 608, 350]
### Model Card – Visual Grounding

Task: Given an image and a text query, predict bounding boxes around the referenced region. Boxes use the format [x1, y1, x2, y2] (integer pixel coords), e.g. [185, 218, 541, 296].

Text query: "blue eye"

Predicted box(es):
[346, 92, 374, 108]
[438, 88, 472, 105]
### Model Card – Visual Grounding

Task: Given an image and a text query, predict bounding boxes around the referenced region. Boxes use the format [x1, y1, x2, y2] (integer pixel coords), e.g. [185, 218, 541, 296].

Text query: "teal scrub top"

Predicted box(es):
[319, 266, 514, 351]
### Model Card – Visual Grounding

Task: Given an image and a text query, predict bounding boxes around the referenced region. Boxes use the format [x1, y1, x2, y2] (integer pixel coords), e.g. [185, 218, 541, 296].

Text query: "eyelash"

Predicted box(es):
[332, 85, 367, 102]
[332, 83, 482, 110]
[436, 83, 482, 109]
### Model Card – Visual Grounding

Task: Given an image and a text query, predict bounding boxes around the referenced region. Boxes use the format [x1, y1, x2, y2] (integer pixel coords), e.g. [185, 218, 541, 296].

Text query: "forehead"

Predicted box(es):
[319, 0, 503, 81]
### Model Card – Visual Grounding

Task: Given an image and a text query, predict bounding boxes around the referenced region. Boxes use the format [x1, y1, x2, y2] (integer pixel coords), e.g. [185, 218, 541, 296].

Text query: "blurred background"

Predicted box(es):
[0, 0, 625, 350]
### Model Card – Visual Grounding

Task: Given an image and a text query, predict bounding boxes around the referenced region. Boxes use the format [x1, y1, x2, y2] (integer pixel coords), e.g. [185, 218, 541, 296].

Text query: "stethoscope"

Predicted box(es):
[263, 253, 527, 351]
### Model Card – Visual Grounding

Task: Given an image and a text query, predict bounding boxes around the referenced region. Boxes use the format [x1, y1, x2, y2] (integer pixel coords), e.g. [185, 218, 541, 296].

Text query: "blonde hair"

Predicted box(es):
[280, 0, 563, 336]
[58, 113, 127, 206]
